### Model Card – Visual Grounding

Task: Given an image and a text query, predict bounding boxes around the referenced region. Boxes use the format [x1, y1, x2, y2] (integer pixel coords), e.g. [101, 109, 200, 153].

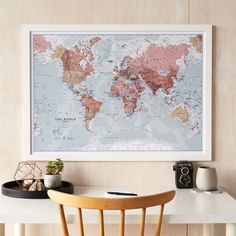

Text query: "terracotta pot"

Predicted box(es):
[196, 167, 217, 191]
[44, 174, 61, 189]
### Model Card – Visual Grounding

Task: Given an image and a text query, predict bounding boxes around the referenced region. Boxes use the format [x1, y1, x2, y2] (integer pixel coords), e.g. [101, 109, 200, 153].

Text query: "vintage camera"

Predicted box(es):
[173, 161, 193, 189]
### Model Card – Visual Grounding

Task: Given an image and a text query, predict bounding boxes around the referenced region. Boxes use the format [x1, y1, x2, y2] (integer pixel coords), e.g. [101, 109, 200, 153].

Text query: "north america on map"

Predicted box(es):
[32, 33, 203, 152]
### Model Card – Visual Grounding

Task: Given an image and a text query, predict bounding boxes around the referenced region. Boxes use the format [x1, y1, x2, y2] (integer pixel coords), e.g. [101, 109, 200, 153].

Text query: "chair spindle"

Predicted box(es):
[99, 209, 105, 236]
[155, 204, 164, 236]
[119, 209, 125, 236]
[78, 208, 84, 236]
[139, 208, 146, 236]
[59, 204, 69, 236]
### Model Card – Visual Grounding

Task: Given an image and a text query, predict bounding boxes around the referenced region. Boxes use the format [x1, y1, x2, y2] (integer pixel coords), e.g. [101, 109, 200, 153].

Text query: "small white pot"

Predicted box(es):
[44, 174, 61, 189]
[196, 167, 217, 191]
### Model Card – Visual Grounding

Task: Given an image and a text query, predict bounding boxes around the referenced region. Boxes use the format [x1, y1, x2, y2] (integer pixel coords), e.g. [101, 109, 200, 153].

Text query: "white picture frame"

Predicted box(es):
[23, 24, 212, 161]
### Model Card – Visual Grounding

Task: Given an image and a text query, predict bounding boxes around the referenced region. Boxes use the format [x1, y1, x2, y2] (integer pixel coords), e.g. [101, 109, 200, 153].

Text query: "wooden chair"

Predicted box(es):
[48, 189, 175, 236]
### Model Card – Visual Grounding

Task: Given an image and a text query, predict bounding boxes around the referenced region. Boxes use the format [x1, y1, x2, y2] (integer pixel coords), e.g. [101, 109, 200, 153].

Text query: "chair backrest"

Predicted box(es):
[48, 189, 175, 236]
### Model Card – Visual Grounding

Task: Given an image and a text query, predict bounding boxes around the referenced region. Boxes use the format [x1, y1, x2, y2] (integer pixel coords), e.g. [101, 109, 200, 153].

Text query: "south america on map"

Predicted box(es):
[32, 33, 203, 152]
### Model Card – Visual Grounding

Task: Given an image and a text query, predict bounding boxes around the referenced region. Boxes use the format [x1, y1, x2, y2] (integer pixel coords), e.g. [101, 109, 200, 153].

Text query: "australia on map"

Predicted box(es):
[32, 32, 203, 152]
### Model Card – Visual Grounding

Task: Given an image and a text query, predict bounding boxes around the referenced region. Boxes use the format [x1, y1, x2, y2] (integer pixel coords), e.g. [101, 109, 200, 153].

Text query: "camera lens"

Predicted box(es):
[179, 175, 191, 185]
[181, 166, 189, 175]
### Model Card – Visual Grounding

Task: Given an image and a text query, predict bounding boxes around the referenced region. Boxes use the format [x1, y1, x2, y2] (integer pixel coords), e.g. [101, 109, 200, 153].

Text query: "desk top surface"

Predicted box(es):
[0, 186, 236, 224]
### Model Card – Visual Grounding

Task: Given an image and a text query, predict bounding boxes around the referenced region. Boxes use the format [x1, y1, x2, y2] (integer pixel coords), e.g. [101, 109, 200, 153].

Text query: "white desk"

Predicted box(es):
[0, 186, 236, 236]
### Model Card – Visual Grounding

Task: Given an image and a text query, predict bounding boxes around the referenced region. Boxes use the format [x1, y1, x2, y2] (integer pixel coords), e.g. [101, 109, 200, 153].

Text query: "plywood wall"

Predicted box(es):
[0, 0, 236, 235]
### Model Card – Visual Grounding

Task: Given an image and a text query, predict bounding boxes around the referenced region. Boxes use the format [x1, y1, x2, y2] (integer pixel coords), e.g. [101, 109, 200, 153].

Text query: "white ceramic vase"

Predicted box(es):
[196, 167, 217, 191]
[44, 174, 61, 189]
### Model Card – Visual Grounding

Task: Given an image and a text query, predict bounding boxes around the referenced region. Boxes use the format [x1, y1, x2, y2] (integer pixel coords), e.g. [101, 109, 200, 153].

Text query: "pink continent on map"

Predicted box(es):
[33, 35, 51, 55]
[57, 37, 101, 85]
[129, 43, 189, 94]
[110, 43, 189, 116]
[110, 80, 143, 116]
[131, 43, 189, 73]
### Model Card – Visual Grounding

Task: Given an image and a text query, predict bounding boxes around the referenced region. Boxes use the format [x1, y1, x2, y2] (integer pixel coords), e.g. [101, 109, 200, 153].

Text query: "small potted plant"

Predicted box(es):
[44, 158, 64, 189]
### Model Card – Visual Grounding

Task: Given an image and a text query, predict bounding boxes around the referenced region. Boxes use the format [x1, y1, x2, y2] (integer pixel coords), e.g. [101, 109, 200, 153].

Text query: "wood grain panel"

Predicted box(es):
[189, 0, 236, 196]
[0, 0, 24, 184]
[188, 224, 202, 236]
[19, 0, 189, 24]
[22, 224, 186, 236]
[175, 0, 189, 23]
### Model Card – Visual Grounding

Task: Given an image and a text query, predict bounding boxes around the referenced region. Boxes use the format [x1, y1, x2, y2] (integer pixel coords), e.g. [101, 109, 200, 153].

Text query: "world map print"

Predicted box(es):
[32, 32, 203, 152]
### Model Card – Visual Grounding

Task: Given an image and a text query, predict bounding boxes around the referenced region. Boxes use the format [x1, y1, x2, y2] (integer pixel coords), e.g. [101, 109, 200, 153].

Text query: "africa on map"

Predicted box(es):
[32, 32, 203, 153]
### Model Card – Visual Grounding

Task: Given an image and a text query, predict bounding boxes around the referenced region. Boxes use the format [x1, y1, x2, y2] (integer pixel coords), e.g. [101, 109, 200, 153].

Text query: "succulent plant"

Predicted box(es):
[46, 158, 64, 175]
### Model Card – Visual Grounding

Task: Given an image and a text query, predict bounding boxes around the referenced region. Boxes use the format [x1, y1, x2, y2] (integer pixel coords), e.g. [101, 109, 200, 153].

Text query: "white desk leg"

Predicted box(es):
[203, 224, 214, 236]
[0, 224, 5, 236]
[226, 224, 236, 236]
[14, 224, 25, 236]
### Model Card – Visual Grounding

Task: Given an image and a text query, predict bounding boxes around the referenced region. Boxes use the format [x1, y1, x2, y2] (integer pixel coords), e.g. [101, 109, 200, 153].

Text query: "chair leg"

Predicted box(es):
[59, 204, 69, 236]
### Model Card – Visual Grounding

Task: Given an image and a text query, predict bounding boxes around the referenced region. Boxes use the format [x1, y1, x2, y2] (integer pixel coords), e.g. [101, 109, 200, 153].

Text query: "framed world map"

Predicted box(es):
[23, 25, 212, 161]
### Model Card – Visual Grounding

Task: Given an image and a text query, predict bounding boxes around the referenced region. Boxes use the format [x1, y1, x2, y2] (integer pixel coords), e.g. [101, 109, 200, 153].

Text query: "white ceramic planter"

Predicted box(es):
[44, 174, 61, 189]
[196, 167, 217, 191]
